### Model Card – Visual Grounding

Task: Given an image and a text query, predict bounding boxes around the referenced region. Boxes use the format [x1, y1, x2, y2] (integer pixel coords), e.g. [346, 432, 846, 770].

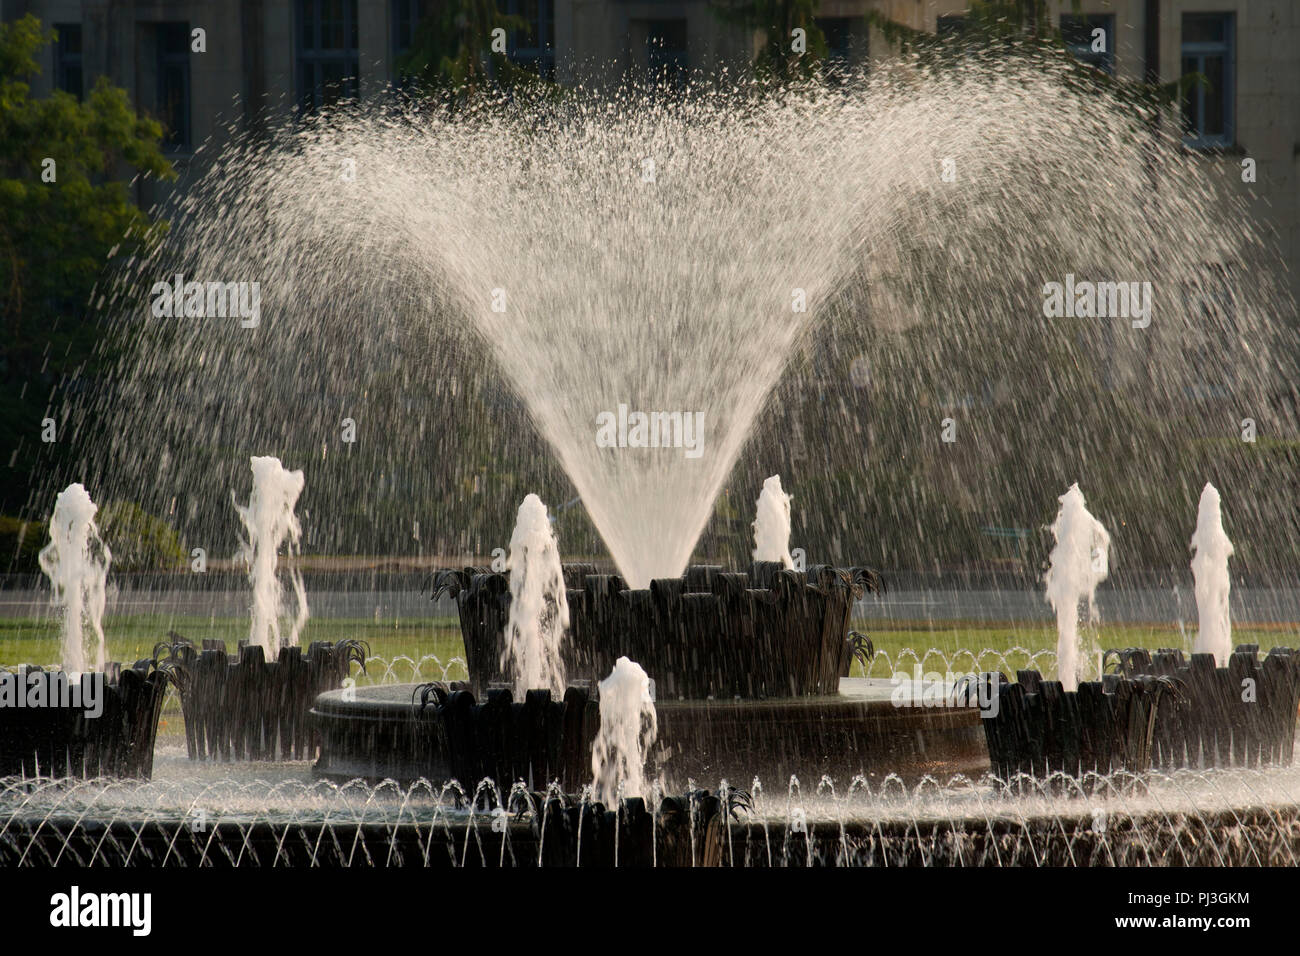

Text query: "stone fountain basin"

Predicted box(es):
[310, 678, 988, 790]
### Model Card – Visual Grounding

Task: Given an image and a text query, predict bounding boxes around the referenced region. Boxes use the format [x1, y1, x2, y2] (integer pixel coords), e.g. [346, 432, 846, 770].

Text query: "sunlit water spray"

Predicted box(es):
[37, 484, 111, 673]
[86, 59, 1293, 583]
[233, 456, 308, 658]
[502, 494, 569, 698]
[1190, 482, 1234, 665]
[752, 474, 794, 567]
[591, 656, 657, 804]
[1044, 483, 1110, 691]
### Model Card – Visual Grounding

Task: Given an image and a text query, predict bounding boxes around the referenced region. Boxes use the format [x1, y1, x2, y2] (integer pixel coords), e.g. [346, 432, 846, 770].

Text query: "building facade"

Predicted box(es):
[3, 0, 1296, 307]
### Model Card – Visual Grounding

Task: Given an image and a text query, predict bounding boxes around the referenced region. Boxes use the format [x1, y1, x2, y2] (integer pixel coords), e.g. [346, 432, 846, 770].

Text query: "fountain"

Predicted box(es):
[1190, 482, 1234, 666]
[159, 458, 366, 760]
[0, 485, 173, 779]
[1044, 483, 1110, 694]
[313, 483, 987, 789]
[3, 52, 1299, 866]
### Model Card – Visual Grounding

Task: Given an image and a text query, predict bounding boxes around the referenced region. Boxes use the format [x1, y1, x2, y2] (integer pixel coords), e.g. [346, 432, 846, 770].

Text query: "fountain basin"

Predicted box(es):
[434, 562, 881, 699]
[161, 639, 366, 761]
[311, 677, 987, 789]
[0, 662, 173, 779]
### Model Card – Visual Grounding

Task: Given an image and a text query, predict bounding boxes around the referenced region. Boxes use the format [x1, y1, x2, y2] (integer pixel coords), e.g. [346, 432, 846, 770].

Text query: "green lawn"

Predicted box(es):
[5, 614, 1298, 685]
[853, 621, 1300, 679]
[0, 615, 468, 684]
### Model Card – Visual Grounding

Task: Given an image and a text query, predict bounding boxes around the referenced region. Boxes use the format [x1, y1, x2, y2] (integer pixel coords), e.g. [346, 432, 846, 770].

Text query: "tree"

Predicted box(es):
[0, 15, 174, 514]
[711, 0, 830, 81]
[396, 0, 542, 103]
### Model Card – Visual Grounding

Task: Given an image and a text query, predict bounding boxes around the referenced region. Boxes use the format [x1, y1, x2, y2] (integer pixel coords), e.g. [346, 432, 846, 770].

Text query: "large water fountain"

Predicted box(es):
[4, 52, 1299, 867]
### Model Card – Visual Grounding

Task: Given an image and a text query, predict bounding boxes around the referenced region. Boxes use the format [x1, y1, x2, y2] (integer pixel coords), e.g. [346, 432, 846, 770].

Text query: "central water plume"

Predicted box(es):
[90, 59, 1294, 583]
[233, 456, 308, 658]
[38, 484, 111, 673]
[502, 494, 569, 698]
[1190, 482, 1234, 665]
[752, 474, 794, 567]
[591, 657, 658, 804]
[1045, 483, 1110, 692]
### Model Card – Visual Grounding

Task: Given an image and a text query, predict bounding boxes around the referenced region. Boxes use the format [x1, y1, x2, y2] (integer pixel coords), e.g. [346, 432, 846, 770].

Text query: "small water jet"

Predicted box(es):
[501, 494, 569, 699]
[1044, 483, 1110, 692]
[233, 456, 308, 659]
[752, 475, 794, 568]
[590, 657, 657, 804]
[37, 483, 111, 675]
[1190, 482, 1234, 666]
[0, 485, 174, 779]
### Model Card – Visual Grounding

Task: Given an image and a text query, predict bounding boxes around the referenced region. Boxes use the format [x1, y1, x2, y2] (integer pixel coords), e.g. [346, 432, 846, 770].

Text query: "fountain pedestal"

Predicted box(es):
[311, 678, 987, 789]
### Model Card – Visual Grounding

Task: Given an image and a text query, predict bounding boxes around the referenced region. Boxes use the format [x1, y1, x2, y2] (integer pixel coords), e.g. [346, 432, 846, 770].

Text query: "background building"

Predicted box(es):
[2, 0, 1295, 307]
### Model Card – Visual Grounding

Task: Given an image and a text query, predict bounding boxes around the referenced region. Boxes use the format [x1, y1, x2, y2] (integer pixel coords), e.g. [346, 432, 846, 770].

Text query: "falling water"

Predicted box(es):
[752, 474, 794, 567]
[591, 657, 658, 804]
[1190, 482, 1234, 665]
[80, 58, 1294, 586]
[233, 456, 308, 658]
[1044, 483, 1110, 692]
[37, 484, 111, 673]
[502, 494, 569, 698]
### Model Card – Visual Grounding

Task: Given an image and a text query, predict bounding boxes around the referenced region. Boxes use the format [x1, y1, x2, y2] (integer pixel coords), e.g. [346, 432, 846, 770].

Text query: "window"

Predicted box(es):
[1181, 13, 1234, 148]
[936, 15, 967, 37]
[646, 19, 687, 91]
[297, 0, 359, 111]
[504, 0, 555, 79]
[1061, 14, 1115, 74]
[815, 17, 862, 75]
[156, 23, 191, 151]
[53, 23, 83, 98]
[392, 0, 423, 59]
[391, 0, 426, 88]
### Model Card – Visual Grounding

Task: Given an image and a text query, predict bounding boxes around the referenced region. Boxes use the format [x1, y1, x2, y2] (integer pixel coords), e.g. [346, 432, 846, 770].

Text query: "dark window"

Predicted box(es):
[1181, 13, 1234, 147]
[646, 18, 687, 91]
[156, 23, 191, 151]
[391, 0, 426, 88]
[297, 0, 360, 111]
[936, 15, 967, 37]
[1061, 13, 1115, 74]
[504, 0, 555, 79]
[53, 23, 83, 98]
[815, 16, 861, 74]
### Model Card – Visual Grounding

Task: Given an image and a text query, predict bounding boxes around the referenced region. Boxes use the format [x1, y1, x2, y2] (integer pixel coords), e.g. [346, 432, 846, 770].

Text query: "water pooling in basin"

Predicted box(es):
[6, 755, 1300, 866]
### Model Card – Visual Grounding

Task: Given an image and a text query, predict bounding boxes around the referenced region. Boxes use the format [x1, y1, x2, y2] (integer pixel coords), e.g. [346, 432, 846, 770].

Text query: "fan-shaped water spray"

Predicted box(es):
[78, 58, 1293, 584]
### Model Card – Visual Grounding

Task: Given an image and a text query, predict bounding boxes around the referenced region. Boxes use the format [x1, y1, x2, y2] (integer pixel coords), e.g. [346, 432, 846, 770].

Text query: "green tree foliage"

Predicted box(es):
[0, 15, 174, 515]
[396, 0, 545, 103]
[711, 0, 830, 80]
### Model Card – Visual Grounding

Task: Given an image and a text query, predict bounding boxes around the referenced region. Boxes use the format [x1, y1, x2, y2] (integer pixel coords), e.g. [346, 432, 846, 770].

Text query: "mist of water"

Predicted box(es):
[233, 456, 308, 658]
[81, 58, 1295, 586]
[1044, 483, 1110, 691]
[591, 656, 657, 804]
[502, 493, 569, 698]
[1190, 482, 1234, 665]
[37, 484, 111, 673]
[752, 474, 794, 567]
